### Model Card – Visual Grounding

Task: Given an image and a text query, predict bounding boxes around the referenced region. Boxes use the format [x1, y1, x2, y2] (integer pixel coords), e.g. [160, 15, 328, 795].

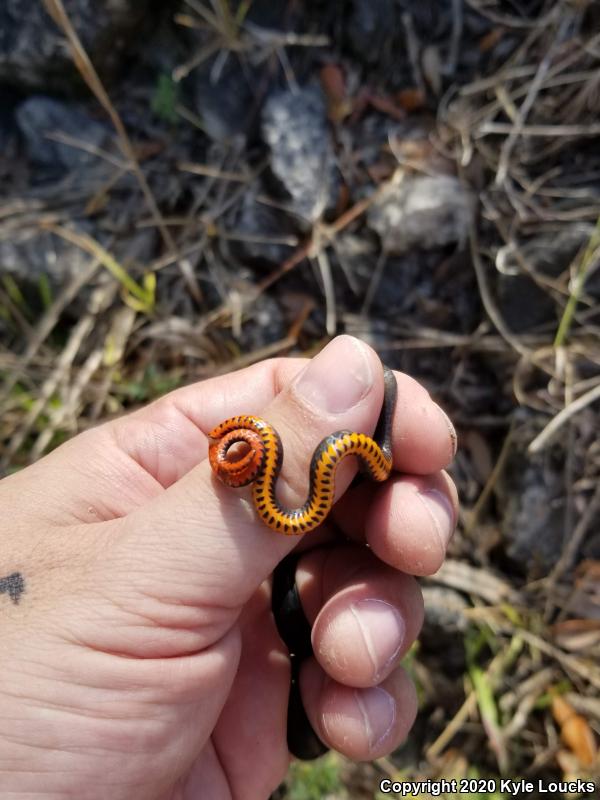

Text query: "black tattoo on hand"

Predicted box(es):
[0, 572, 25, 605]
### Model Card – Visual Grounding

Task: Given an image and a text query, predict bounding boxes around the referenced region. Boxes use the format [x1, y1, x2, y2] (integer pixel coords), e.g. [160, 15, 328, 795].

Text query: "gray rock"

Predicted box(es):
[495, 443, 566, 576]
[496, 223, 594, 332]
[0, 224, 155, 289]
[0, 0, 150, 90]
[367, 174, 474, 254]
[262, 86, 336, 224]
[346, 0, 398, 64]
[16, 96, 109, 177]
[422, 586, 469, 633]
[231, 187, 297, 268]
[236, 294, 286, 351]
[420, 585, 468, 677]
[194, 58, 256, 142]
[0, 228, 91, 284]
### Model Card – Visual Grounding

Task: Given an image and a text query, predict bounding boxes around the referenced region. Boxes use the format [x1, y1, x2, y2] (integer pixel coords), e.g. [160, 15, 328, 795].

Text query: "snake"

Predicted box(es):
[208, 364, 397, 534]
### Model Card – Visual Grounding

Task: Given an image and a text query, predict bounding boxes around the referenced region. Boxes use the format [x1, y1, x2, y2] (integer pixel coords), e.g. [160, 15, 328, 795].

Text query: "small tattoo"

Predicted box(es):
[0, 572, 25, 605]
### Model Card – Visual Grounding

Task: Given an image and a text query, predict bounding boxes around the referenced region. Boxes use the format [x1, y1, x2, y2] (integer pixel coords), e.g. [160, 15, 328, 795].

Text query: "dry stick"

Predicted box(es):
[313, 249, 336, 336]
[528, 380, 600, 453]
[0, 260, 100, 403]
[499, 666, 556, 714]
[1, 281, 119, 468]
[549, 482, 600, 584]
[464, 0, 557, 30]
[463, 422, 515, 541]
[519, 629, 600, 692]
[495, 14, 571, 186]
[467, 216, 532, 360]
[192, 176, 396, 331]
[360, 249, 388, 317]
[444, 0, 464, 76]
[41, 0, 201, 303]
[430, 559, 520, 605]
[31, 349, 103, 461]
[426, 636, 522, 761]
[483, 122, 600, 137]
[32, 305, 137, 458]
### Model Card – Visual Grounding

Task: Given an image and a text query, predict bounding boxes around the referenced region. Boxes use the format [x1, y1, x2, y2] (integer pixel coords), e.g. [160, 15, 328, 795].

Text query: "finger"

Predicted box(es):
[295, 546, 424, 688]
[300, 658, 418, 761]
[332, 470, 458, 575]
[389, 375, 457, 473]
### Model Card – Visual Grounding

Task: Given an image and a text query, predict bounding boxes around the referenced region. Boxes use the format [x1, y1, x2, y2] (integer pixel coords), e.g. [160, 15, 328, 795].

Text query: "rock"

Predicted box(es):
[0, 228, 91, 284]
[494, 441, 566, 576]
[0, 0, 152, 90]
[367, 173, 474, 254]
[0, 224, 156, 290]
[422, 586, 469, 633]
[15, 96, 109, 178]
[346, 0, 398, 64]
[496, 223, 594, 333]
[230, 187, 297, 268]
[236, 294, 286, 352]
[193, 58, 256, 142]
[496, 274, 557, 333]
[420, 586, 469, 677]
[262, 86, 336, 224]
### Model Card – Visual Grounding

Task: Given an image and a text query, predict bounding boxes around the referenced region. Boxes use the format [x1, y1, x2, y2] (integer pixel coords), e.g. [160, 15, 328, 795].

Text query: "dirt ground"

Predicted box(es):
[1, 1, 599, 797]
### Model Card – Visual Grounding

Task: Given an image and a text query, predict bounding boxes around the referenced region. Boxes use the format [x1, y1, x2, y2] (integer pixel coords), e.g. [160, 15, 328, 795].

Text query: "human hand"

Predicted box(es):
[0, 335, 457, 799]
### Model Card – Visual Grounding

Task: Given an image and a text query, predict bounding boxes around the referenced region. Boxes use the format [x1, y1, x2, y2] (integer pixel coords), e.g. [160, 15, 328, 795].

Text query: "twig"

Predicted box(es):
[549, 482, 600, 583]
[1, 281, 118, 469]
[41, 0, 200, 302]
[495, 14, 573, 185]
[0, 258, 99, 404]
[528, 380, 600, 453]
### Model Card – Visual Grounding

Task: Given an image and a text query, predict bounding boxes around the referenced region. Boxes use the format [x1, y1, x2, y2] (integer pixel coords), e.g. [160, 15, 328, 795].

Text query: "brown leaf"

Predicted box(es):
[552, 695, 598, 767]
[396, 88, 427, 112]
[320, 64, 352, 122]
[479, 28, 505, 54]
[464, 429, 494, 484]
[366, 92, 406, 121]
[552, 619, 600, 651]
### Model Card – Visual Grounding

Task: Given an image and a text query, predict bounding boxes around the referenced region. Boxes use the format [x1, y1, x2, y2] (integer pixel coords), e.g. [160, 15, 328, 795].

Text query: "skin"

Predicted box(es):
[0, 336, 458, 800]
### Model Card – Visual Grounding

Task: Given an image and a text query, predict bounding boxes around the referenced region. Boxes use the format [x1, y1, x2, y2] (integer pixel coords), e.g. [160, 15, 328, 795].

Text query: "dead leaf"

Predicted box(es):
[552, 695, 597, 767]
[479, 28, 505, 54]
[396, 88, 427, 112]
[552, 619, 600, 651]
[320, 64, 352, 122]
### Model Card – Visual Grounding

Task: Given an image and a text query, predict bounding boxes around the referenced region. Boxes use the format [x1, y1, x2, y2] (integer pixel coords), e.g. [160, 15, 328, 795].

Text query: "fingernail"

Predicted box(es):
[355, 687, 396, 750]
[436, 404, 458, 458]
[294, 336, 374, 414]
[417, 488, 455, 548]
[351, 599, 405, 681]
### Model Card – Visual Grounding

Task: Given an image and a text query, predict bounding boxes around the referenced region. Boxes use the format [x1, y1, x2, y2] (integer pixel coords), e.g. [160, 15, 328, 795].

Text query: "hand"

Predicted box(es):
[0, 335, 458, 800]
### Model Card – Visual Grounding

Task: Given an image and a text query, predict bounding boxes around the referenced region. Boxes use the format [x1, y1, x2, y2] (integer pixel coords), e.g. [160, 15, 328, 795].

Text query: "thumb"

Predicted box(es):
[107, 336, 386, 657]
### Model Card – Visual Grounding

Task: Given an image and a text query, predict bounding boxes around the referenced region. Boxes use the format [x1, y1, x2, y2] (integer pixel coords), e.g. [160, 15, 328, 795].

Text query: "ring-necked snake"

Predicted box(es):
[208, 362, 398, 759]
[208, 364, 397, 533]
